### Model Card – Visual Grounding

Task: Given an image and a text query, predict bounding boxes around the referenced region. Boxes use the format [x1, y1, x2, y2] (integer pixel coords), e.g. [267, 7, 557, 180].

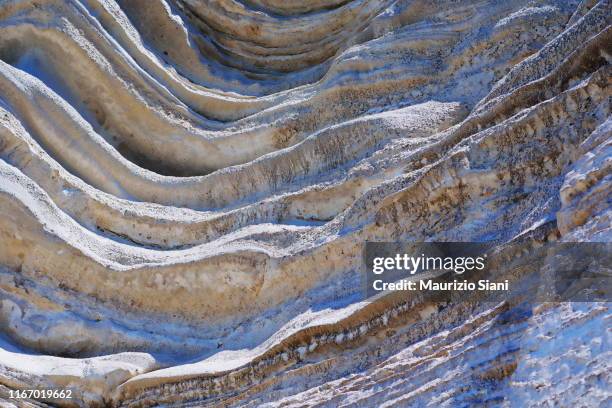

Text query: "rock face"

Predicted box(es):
[0, 0, 610, 406]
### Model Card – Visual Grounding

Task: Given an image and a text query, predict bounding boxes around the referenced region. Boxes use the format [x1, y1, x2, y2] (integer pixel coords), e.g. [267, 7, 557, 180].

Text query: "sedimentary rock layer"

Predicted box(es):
[0, 0, 610, 406]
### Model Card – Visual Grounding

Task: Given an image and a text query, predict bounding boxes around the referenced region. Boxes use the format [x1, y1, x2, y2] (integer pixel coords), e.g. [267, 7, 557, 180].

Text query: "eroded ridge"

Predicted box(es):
[0, 0, 610, 406]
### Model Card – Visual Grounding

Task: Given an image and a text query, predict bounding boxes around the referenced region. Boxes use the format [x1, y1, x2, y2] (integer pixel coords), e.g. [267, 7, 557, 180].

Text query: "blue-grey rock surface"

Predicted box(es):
[0, 0, 609, 406]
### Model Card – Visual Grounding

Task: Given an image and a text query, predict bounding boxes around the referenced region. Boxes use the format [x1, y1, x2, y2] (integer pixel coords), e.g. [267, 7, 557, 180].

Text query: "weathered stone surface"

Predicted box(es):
[0, 0, 609, 406]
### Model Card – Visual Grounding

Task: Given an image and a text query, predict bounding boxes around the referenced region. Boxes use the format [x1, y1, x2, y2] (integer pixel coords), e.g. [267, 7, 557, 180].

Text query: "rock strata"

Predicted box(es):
[0, 0, 610, 406]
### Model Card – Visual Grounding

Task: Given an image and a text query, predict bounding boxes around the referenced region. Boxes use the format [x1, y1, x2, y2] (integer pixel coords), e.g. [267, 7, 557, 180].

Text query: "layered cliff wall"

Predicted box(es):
[0, 0, 610, 406]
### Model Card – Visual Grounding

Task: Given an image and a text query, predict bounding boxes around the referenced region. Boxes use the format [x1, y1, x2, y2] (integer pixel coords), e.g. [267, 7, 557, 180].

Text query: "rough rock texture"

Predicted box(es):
[0, 0, 610, 407]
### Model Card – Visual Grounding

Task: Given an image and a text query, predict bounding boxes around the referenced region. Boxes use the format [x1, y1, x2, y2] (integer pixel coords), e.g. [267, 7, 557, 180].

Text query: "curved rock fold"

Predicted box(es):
[0, 0, 610, 406]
